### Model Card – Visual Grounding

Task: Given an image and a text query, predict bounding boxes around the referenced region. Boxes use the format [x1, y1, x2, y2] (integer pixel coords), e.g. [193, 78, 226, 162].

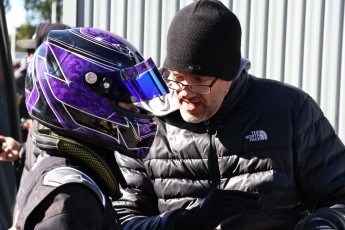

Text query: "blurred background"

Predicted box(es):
[4, 0, 63, 63]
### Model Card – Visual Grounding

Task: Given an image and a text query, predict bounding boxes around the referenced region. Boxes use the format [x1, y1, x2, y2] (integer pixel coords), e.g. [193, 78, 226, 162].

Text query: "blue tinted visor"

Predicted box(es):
[90, 58, 169, 103]
[119, 58, 169, 102]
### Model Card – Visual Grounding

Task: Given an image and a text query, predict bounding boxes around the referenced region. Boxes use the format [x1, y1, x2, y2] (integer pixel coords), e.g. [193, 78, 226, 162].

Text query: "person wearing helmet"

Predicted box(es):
[12, 27, 168, 229]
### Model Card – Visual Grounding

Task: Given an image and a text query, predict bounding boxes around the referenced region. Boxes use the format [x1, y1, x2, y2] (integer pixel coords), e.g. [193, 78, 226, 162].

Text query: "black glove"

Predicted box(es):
[301, 208, 345, 230]
[163, 189, 261, 230]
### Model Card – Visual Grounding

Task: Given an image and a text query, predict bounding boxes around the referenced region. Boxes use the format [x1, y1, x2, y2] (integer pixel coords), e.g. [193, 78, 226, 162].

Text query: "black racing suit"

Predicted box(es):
[14, 130, 123, 230]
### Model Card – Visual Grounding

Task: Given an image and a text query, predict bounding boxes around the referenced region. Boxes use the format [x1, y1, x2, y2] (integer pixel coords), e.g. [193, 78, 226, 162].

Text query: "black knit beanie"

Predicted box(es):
[163, 0, 242, 81]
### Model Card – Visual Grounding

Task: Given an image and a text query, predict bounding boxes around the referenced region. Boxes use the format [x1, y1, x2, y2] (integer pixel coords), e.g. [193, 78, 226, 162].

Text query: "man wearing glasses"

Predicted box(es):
[113, 1, 345, 229]
[165, 71, 220, 123]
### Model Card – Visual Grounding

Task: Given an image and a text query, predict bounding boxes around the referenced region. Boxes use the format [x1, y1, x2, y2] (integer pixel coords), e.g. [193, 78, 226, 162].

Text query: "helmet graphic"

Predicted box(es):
[25, 27, 168, 157]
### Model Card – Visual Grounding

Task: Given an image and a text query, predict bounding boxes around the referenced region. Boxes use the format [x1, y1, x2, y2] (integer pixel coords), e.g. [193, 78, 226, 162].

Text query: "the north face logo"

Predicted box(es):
[245, 130, 268, 142]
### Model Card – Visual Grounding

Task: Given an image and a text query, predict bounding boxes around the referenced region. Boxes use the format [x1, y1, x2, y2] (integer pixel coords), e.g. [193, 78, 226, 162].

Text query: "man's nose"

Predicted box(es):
[178, 84, 195, 98]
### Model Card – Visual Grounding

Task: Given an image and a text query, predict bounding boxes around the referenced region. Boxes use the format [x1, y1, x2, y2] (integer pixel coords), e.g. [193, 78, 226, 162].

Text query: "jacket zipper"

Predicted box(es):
[205, 120, 221, 188]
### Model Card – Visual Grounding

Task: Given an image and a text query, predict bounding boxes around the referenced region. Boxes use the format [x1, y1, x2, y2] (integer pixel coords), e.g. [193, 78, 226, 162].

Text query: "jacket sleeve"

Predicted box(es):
[294, 95, 345, 228]
[113, 152, 196, 230]
[113, 152, 165, 229]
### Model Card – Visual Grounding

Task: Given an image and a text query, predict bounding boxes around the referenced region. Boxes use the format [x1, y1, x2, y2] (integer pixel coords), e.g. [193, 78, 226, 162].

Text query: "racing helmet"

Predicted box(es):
[25, 27, 169, 157]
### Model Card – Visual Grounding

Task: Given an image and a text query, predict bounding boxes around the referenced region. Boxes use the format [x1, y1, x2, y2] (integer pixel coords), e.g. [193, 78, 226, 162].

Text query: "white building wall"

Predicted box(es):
[63, 0, 345, 140]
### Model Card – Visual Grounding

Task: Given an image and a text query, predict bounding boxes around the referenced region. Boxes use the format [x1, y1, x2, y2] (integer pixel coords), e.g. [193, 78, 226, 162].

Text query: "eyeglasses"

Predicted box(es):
[166, 78, 218, 95]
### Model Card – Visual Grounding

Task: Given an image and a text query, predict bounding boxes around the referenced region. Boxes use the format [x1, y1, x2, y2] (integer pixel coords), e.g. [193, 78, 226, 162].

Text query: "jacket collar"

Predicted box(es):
[211, 58, 252, 121]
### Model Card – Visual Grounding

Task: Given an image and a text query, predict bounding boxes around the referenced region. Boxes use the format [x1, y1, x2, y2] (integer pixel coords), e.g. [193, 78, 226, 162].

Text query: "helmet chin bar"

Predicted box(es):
[65, 105, 155, 157]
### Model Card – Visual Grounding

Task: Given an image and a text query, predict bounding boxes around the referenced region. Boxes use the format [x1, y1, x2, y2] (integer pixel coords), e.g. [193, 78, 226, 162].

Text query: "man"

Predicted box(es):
[113, 0, 345, 229]
[11, 27, 168, 229]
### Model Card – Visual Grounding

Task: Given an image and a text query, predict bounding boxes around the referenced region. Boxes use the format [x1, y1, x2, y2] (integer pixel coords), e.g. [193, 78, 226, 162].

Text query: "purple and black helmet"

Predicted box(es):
[25, 27, 168, 157]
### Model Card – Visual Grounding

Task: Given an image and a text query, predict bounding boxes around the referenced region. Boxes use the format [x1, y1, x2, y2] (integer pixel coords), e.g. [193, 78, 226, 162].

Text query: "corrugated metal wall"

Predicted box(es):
[63, 0, 345, 140]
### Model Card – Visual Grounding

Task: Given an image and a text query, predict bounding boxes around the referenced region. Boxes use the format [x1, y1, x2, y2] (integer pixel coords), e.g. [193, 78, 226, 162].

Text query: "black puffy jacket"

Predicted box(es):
[114, 71, 345, 229]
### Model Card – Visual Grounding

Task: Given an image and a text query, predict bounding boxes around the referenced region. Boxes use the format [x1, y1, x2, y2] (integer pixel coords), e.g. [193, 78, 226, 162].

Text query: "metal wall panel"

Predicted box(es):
[303, 0, 324, 103]
[266, 0, 287, 83]
[62, 0, 345, 140]
[110, 0, 127, 36]
[340, 10, 345, 139]
[320, 0, 344, 134]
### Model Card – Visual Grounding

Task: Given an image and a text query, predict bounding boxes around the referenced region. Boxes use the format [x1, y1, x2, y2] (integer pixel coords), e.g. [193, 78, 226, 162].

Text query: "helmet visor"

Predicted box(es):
[117, 58, 169, 102]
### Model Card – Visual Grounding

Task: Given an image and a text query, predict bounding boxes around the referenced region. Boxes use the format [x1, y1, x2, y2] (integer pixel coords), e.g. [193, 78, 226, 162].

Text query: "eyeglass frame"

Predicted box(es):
[166, 77, 218, 95]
